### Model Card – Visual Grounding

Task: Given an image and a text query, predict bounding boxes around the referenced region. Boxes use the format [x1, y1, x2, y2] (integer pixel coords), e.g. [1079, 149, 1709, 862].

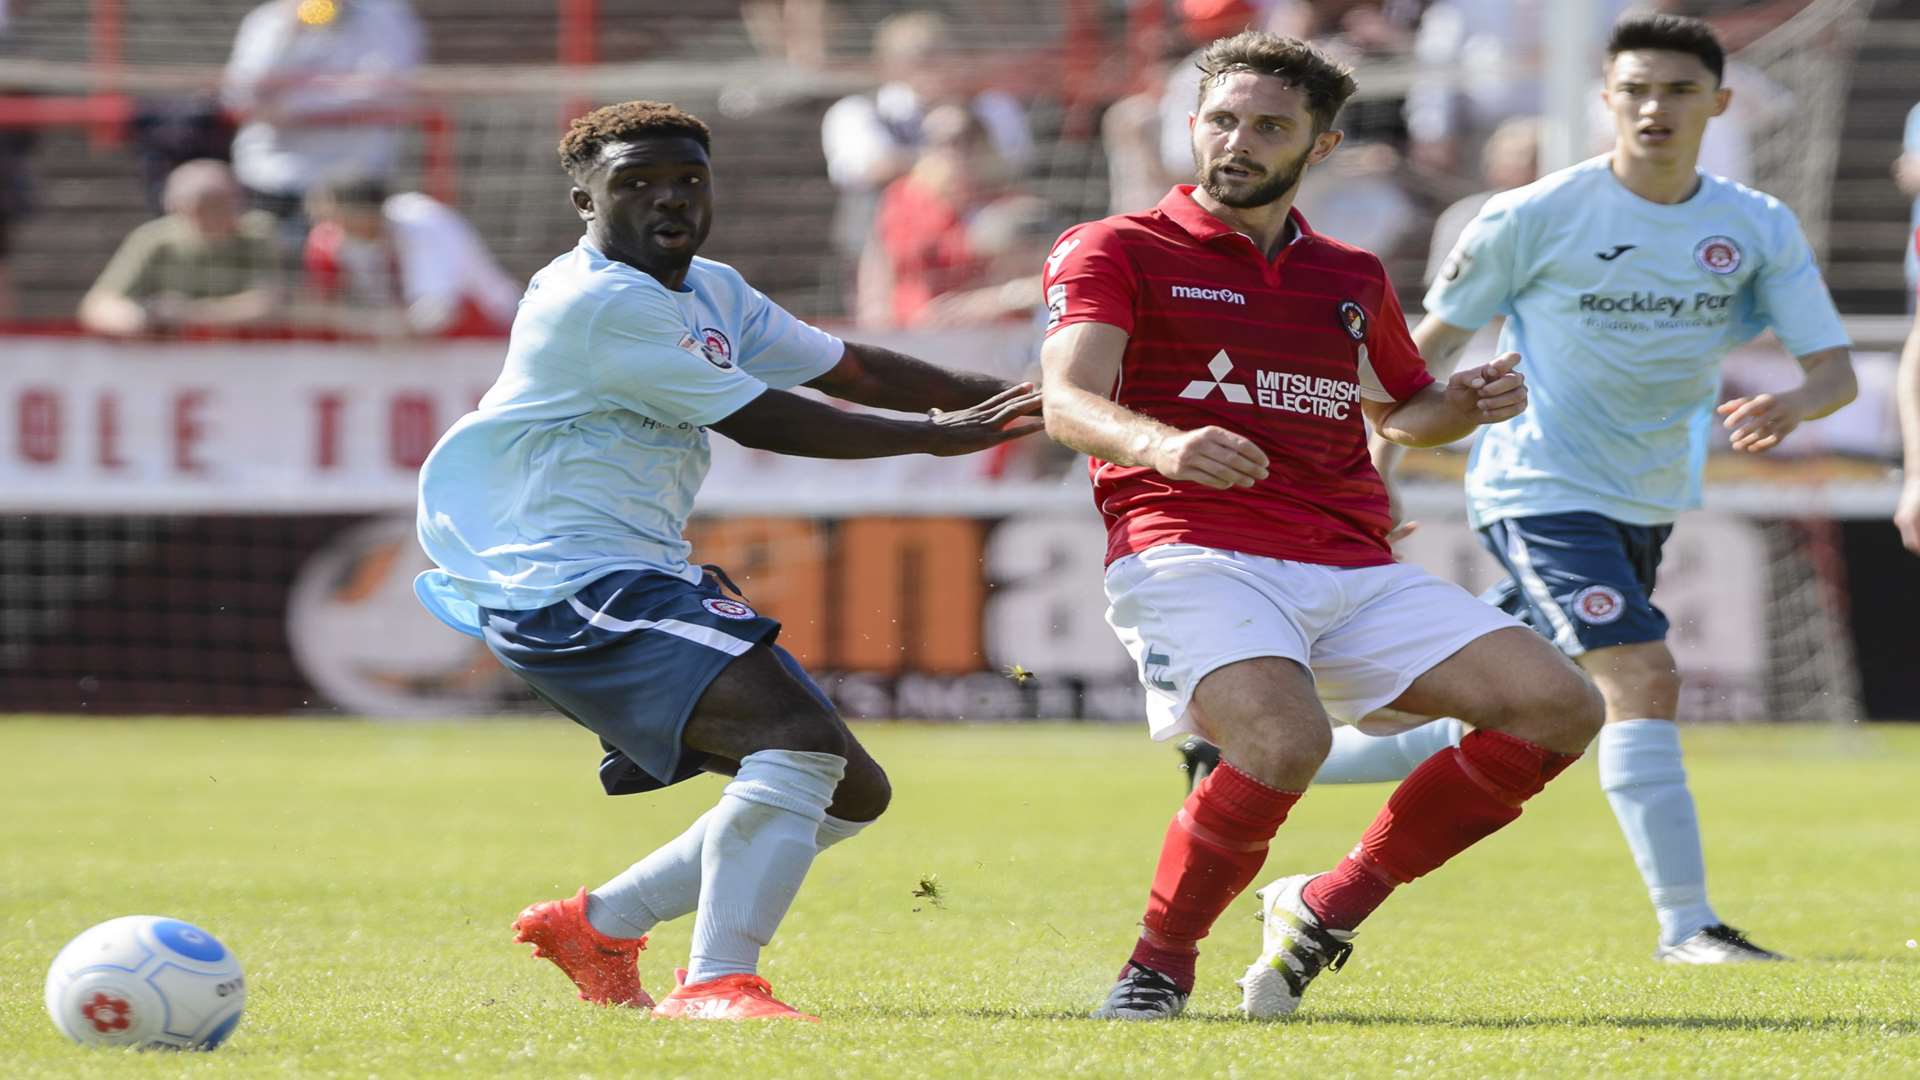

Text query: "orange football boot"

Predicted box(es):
[650, 968, 820, 1021]
[511, 888, 653, 1007]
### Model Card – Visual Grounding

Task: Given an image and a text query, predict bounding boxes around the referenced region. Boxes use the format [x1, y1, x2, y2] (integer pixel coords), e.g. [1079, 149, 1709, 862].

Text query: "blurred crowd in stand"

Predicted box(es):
[0, 0, 1909, 346]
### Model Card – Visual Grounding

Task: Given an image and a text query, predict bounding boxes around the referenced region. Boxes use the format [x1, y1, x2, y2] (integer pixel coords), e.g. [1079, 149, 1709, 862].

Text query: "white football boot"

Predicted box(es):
[1656, 924, 1787, 964]
[1238, 873, 1354, 1019]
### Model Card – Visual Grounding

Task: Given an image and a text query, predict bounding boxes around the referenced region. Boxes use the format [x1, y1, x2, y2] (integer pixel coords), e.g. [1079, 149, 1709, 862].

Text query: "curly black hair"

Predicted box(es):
[557, 101, 712, 177]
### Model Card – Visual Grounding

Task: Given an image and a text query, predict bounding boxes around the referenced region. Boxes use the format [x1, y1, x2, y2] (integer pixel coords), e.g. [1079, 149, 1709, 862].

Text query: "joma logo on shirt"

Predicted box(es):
[1170, 284, 1246, 305]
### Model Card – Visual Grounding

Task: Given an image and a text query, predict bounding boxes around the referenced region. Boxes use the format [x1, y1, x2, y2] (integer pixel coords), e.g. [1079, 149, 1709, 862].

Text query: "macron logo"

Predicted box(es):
[1170, 284, 1246, 305]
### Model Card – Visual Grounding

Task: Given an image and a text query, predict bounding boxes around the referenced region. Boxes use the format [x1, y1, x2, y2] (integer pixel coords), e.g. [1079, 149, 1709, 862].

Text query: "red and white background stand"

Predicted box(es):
[0, 328, 1911, 721]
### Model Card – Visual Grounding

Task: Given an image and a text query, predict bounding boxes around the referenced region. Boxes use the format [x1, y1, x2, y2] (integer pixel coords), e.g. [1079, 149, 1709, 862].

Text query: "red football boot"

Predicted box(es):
[511, 888, 653, 1007]
[650, 968, 819, 1022]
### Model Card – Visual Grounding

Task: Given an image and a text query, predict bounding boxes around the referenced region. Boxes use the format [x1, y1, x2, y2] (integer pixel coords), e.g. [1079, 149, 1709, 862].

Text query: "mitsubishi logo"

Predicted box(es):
[1178, 350, 1252, 403]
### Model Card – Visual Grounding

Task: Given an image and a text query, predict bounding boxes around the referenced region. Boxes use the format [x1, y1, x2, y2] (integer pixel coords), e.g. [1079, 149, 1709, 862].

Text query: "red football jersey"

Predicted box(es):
[1044, 186, 1434, 568]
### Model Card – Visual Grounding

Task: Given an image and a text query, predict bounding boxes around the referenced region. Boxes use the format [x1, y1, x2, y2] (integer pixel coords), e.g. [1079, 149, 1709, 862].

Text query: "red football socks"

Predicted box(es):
[1128, 761, 1302, 992]
[1302, 730, 1580, 932]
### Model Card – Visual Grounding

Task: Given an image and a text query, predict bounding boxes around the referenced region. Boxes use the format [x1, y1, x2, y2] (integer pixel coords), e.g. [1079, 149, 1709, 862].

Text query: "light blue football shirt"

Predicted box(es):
[415, 239, 842, 634]
[1424, 156, 1849, 528]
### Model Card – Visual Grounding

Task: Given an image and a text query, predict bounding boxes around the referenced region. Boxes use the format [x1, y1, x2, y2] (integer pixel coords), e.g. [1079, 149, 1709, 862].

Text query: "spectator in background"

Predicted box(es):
[740, 0, 830, 69]
[300, 175, 521, 337]
[820, 10, 1033, 275]
[0, 121, 29, 323]
[0, 0, 32, 321]
[1405, 0, 1630, 176]
[857, 104, 1041, 329]
[127, 97, 238, 216]
[1425, 115, 1538, 285]
[1897, 101, 1920, 303]
[1899, 228, 1919, 553]
[221, 0, 424, 239]
[78, 160, 281, 337]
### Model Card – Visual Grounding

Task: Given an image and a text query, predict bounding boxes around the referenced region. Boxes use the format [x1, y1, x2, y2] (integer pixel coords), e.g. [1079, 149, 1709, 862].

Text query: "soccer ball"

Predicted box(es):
[44, 916, 245, 1050]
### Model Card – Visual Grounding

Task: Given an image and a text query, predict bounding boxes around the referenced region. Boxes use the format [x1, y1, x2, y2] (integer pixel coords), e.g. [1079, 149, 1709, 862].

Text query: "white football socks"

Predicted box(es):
[1311, 717, 1464, 784]
[1597, 719, 1716, 946]
[686, 748, 845, 984]
[587, 805, 874, 940]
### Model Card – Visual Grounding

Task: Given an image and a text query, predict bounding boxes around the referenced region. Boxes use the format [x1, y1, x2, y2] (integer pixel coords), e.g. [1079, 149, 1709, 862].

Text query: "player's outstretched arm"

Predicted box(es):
[1715, 346, 1857, 454]
[1366, 350, 1526, 449]
[805, 341, 1021, 412]
[1368, 317, 1486, 532]
[1039, 322, 1269, 490]
[1895, 320, 1920, 554]
[708, 383, 1041, 460]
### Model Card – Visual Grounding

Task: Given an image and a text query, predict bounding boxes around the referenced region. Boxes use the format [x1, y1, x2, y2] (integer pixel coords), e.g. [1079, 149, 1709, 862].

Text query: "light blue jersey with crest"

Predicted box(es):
[415, 240, 841, 634]
[1424, 156, 1848, 528]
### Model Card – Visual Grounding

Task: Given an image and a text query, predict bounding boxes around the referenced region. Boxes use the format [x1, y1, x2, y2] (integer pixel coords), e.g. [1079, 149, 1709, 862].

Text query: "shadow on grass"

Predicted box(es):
[1298, 1012, 1920, 1035]
[846, 1007, 1920, 1034]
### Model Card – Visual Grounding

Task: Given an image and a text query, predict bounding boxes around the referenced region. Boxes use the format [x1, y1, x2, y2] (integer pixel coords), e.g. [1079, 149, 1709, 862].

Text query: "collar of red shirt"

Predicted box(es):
[1155, 184, 1314, 251]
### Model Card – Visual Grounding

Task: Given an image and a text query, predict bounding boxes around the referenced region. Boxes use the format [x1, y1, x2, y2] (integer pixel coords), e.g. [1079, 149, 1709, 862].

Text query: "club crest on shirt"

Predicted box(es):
[1337, 300, 1368, 342]
[1572, 585, 1626, 625]
[1693, 236, 1742, 275]
[702, 597, 756, 620]
[699, 327, 734, 367]
[678, 328, 735, 369]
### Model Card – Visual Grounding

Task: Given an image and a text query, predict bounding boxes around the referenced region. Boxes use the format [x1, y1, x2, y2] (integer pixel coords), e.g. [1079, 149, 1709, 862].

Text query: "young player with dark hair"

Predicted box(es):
[1332, 12, 1857, 963]
[415, 100, 1040, 1020]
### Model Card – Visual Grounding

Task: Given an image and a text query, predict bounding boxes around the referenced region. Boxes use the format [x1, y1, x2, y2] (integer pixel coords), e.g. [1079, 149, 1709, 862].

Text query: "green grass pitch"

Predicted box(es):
[2, 718, 1916, 1078]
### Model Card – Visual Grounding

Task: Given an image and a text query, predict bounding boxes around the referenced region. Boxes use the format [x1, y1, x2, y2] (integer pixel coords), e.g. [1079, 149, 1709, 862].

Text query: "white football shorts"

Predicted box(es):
[1103, 543, 1522, 741]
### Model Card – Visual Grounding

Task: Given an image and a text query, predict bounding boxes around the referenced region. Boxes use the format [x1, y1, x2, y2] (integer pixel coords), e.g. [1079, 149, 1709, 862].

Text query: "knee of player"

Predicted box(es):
[1565, 677, 1607, 740]
[762, 702, 852, 759]
[1500, 665, 1603, 744]
[1234, 719, 1330, 786]
[841, 764, 892, 821]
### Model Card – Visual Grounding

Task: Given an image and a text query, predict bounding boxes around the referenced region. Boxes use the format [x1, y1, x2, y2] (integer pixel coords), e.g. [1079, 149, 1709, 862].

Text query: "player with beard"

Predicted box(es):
[1041, 31, 1605, 1020]
[415, 101, 1040, 1021]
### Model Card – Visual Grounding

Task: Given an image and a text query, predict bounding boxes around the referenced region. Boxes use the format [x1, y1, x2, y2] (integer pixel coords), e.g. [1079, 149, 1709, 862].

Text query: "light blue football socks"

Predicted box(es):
[1312, 718, 1464, 784]
[587, 766, 873, 942]
[686, 748, 844, 984]
[1597, 718, 1717, 947]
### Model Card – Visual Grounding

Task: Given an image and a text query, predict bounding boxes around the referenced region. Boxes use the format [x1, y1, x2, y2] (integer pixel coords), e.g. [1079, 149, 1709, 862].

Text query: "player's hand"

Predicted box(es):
[1716, 392, 1801, 453]
[1149, 425, 1269, 489]
[1443, 351, 1526, 425]
[1895, 477, 1920, 555]
[1387, 519, 1420, 545]
[923, 383, 1045, 455]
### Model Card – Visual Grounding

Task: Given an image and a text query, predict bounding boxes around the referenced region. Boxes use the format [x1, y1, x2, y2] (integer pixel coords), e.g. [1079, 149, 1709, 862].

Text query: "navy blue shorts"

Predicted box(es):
[482, 567, 830, 796]
[1477, 512, 1672, 657]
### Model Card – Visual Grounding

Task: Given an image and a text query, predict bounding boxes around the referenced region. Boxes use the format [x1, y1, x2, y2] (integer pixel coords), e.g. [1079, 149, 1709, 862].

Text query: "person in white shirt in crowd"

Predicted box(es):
[819, 10, 1033, 272]
[221, 0, 425, 232]
[1896, 102, 1920, 303]
[1405, 0, 1630, 174]
[300, 175, 521, 337]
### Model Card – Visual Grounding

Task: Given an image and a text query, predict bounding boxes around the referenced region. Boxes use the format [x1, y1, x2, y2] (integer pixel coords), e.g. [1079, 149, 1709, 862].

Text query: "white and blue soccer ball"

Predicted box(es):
[44, 916, 245, 1051]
